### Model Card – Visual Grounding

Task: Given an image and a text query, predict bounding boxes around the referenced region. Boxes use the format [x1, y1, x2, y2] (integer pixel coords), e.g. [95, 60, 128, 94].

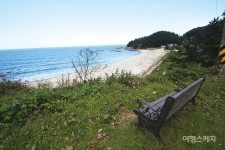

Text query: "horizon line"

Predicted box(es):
[0, 44, 126, 51]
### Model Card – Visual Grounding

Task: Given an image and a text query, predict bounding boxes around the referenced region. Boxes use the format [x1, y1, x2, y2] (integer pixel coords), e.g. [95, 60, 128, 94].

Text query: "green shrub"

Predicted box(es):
[79, 79, 104, 96]
[0, 89, 65, 125]
[0, 80, 27, 96]
[0, 98, 38, 124]
[105, 70, 140, 89]
[166, 63, 206, 82]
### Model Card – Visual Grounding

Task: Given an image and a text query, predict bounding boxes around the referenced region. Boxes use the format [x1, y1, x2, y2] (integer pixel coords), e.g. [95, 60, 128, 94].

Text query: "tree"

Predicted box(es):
[180, 16, 224, 66]
[127, 31, 180, 49]
[222, 10, 225, 20]
[72, 48, 104, 82]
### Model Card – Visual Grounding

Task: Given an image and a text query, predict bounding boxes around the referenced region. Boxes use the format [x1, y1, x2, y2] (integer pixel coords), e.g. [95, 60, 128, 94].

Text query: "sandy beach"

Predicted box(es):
[28, 48, 168, 87]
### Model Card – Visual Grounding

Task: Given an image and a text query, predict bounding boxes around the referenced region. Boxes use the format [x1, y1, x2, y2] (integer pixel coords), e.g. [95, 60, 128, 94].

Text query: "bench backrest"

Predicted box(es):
[166, 77, 205, 120]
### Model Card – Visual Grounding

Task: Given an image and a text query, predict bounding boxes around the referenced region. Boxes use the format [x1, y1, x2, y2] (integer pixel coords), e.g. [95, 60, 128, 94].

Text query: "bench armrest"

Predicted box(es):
[137, 98, 158, 113]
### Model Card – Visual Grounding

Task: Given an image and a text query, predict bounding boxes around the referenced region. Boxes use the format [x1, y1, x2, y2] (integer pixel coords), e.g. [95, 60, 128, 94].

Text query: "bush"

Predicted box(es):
[105, 70, 140, 89]
[78, 78, 104, 96]
[0, 98, 37, 124]
[0, 80, 27, 95]
[0, 89, 65, 125]
[166, 63, 206, 82]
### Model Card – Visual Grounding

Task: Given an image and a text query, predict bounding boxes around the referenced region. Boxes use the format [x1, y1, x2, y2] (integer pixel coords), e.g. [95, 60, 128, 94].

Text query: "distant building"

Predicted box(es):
[164, 44, 178, 50]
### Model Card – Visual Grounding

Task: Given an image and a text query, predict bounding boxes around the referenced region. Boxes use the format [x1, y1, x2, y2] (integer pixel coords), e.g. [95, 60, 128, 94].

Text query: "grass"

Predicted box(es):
[0, 51, 225, 150]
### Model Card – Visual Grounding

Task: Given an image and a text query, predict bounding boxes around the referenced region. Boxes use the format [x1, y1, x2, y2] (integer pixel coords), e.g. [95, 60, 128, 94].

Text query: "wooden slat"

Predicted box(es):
[149, 91, 177, 109]
[166, 78, 205, 120]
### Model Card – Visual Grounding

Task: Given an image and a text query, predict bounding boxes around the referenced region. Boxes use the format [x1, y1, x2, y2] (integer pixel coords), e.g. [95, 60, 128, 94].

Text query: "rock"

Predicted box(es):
[65, 146, 73, 150]
[0, 74, 6, 77]
[64, 121, 67, 127]
[41, 125, 49, 131]
[97, 134, 103, 140]
[98, 129, 103, 133]
[0, 72, 11, 78]
[97, 133, 107, 140]
[65, 137, 69, 141]
[31, 145, 36, 150]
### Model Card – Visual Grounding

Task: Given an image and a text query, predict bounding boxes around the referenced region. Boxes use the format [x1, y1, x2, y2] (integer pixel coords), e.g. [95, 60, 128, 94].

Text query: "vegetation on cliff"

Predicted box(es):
[127, 31, 180, 49]
[127, 12, 225, 67]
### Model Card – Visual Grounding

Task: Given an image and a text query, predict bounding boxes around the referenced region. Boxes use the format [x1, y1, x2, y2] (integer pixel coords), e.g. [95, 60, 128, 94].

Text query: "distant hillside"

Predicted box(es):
[127, 16, 224, 66]
[181, 17, 224, 66]
[127, 31, 180, 49]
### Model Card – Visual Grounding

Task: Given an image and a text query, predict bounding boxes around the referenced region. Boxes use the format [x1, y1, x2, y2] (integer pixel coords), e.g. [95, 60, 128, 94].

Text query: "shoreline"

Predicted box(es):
[27, 48, 168, 87]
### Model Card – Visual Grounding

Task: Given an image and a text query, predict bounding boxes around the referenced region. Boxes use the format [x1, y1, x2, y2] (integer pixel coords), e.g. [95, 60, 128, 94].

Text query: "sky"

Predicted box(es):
[0, 0, 224, 50]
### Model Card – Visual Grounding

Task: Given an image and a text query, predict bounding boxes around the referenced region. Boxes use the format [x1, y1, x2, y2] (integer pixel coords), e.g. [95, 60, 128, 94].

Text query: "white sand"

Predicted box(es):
[27, 48, 168, 87]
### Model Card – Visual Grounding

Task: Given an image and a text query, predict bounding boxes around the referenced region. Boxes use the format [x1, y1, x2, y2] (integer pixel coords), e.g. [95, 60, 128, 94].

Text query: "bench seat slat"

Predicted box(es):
[166, 78, 205, 120]
[149, 91, 178, 109]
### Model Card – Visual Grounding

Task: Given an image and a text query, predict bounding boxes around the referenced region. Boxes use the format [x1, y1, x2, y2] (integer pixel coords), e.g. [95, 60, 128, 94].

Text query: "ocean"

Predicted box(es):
[0, 45, 139, 82]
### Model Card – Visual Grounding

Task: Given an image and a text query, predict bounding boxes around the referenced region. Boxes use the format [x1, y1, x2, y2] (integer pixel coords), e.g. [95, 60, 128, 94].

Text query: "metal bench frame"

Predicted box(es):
[133, 77, 205, 139]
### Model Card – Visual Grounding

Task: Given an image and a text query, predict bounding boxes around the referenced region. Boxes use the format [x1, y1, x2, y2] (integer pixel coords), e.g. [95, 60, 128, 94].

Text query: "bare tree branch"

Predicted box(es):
[71, 48, 104, 82]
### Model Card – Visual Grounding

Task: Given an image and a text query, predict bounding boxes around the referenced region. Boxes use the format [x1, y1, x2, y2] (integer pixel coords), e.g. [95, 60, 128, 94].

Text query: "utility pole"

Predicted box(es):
[218, 22, 225, 72]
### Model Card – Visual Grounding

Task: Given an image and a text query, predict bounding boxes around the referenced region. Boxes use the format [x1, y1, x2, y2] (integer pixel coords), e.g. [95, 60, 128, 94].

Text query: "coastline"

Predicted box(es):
[94, 48, 167, 77]
[27, 48, 168, 87]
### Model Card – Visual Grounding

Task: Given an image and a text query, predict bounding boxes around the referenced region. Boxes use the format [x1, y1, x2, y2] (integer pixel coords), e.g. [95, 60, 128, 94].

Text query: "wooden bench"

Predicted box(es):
[133, 77, 205, 139]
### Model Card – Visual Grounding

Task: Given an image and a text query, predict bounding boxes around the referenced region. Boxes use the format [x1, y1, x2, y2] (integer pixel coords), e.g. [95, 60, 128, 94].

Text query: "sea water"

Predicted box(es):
[0, 45, 139, 82]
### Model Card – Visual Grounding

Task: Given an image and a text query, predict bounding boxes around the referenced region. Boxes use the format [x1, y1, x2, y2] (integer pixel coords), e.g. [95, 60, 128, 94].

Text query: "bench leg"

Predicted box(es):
[144, 122, 161, 140]
[136, 116, 161, 140]
[153, 130, 160, 140]
[151, 126, 161, 140]
[137, 116, 144, 127]
[191, 97, 196, 105]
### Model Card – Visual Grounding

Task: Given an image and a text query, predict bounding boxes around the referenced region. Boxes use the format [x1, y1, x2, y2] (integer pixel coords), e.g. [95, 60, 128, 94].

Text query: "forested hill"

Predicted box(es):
[127, 31, 180, 49]
[180, 18, 224, 66]
[182, 18, 224, 51]
[126, 16, 224, 67]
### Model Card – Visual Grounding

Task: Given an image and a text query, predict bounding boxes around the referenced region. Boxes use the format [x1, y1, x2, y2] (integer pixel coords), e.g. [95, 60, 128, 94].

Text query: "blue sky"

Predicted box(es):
[0, 0, 224, 50]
